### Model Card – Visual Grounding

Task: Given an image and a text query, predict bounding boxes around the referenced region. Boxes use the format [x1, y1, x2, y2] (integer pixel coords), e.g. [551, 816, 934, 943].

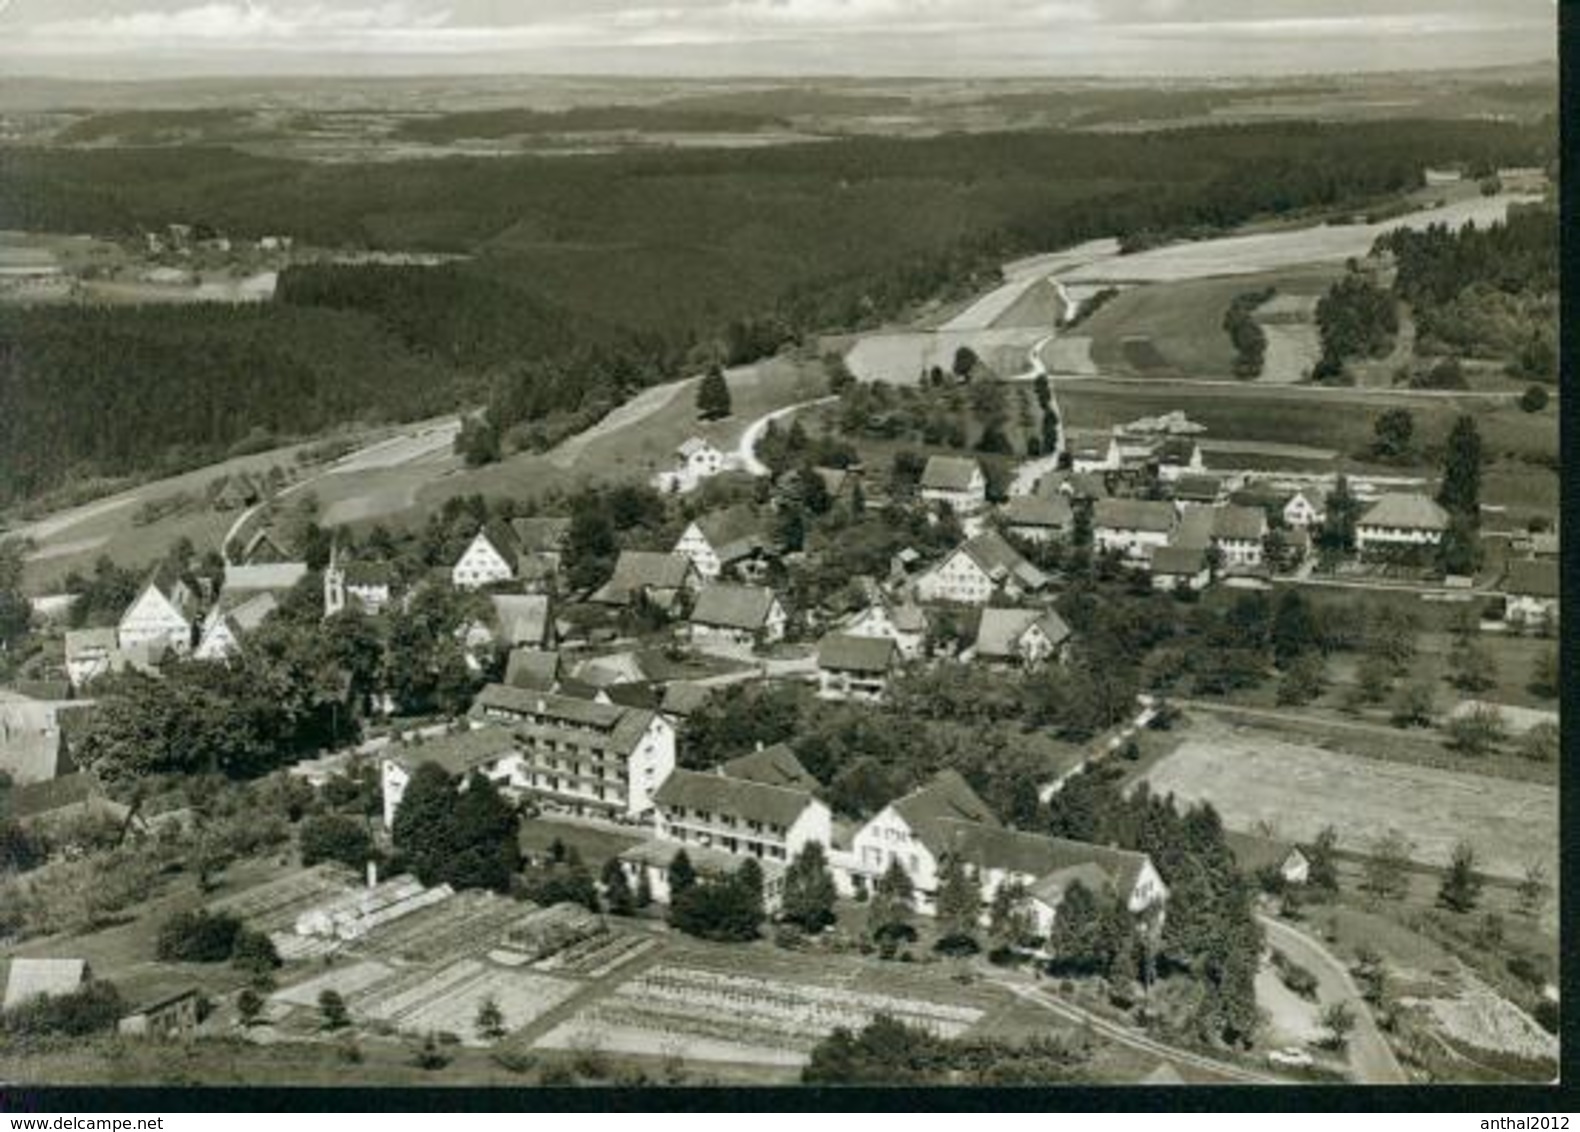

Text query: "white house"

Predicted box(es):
[1155, 438, 1206, 484]
[63, 628, 118, 689]
[1069, 435, 1121, 474]
[451, 523, 519, 590]
[968, 607, 1071, 668]
[842, 583, 928, 661]
[677, 437, 725, 480]
[1503, 559, 1559, 627]
[914, 530, 1048, 605]
[1211, 505, 1269, 569]
[843, 770, 1000, 908]
[816, 633, 898, 703]
[324, 558, 398, 617]
[1355, 494, 1450, 556]
[919, 455, 987, 515]
[1092, 499, 1177, 561]
[688, 583, 787, 652]
[1225, 832, 1311, 888]
[672, 507, 771, 581]
[652, 766, 831, 866]
[117, 570, 196, 655]
[1282, 489, 1326, 529]
[1148, 546, 1211, 593]
[194, 592, 279, 662]
[590, 551, 699, 612]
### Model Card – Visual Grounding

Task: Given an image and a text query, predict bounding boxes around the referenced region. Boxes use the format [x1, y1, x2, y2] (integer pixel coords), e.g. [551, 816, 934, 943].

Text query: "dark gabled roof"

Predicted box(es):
[690, 584, 780, 631]
[1170, 474, 1225, 503]
[1094, 498, 1177, 534]
[936, 819, 1149, 886]
[659, 681, 716, 718]
[510, 517, 571, 554]
[692, 506, 769, 558]
[342, 560, 398, 587]
[387, 726, 518, 777]
[654, 767, 819, 828]
[1172, 508, 1216, 551]
[490, 594, 553, 647]
[1001, 494, 1074, 529]
[959, 530, 1048, 590]
[472, 684, 660, 753]
[1505, 558, 1559, 599]
[1223, 830, 1304, 876]
[920, 455, 983, 493]
[64, 628, 118, 658]
[591, 552, 695, 605]
[973, 607, 1071, 658]
[504, 647, 561, 691]
[618, 837, 786, 882]
[718, 743, 819, 792]
[1149, 546, 1209, 576]
[240, 528, 292, 565]
[1212, 505, 1269, 543]
[1358, 493, 1450, 532]
[817, 632, 897, 674]
[475, 519, 522, 562]
[890, 770, 1000, 853]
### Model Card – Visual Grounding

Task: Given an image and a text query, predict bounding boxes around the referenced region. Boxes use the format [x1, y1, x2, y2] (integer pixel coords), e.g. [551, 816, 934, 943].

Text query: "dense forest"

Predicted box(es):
[392, 105, 786, 142]
[0, 118, 1555, 505]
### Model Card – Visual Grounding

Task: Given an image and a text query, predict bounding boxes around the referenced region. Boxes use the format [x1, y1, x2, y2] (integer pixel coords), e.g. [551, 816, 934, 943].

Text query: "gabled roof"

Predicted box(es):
[690, 507, 770, 562]
[1149, 545, 1209, 576]
[591, 552, 695, 605]
[718, 743, 819, 792]
[0, 696, 74, 785]
[690, 584, 780, 631]
[64, 628, 118, 658]
[1223, 830, 1304, 876]
[1171, 474, 1225, 503]
[509, 517, 571, 554]
[472, 684, 660, 754]
[1001, 494, 1074, 529]
[3, 958, 90, 1010]
[471, 520, 522, 562]
[817, 632, 897, 674]
[1094, 498, 1177, 534]
[213, 590, 278, 636]
[654, 767, 819, 828]
[504, 647, 561, 691]
[619, 837, 786, 883]
[222, 562, 308, 594]
[1505, 559, 1559, 599]
[1037, 471, 1108, 501]
[958, 530, 1048, 591]
[973, 607, 1071, 659]
[1212, 505, 1269, 543]
[1172, 508, 1216, 552]
[240, 528, 292, 565]
[570, 651, 648, 689]
[387, 726, 519, 777]
[490, 593, 552, 647]
[890, 770, 999, 853]
[920, 455, 983, 493]
[342, 560, 398, 587]
[1359, 493, 1450, 532]
[659, 681, 715, 718]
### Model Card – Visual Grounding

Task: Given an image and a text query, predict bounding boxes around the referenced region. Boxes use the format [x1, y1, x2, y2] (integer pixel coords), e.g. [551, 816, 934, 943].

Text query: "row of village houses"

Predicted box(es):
[378, 687, 1174, 938]
[58, 447, 1560, 708]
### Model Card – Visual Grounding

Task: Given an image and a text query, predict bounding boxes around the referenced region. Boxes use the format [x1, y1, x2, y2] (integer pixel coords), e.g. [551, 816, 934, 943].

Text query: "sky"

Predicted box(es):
[0, 0, 1557, 79]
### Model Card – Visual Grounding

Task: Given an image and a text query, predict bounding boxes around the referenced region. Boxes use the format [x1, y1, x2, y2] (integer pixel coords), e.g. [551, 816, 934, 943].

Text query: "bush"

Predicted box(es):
[1519, 385, 1549, 413]
[1533, 1000, 1558, 1035]
[231, 929, 282, 975]
[2, 980, 124, 1039]
[298, 813, 375, 869]
[156, 909, 243, 963]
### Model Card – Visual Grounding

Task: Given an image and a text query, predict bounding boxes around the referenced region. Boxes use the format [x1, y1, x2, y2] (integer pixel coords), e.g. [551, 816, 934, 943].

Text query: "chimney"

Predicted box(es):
[366, 860, 378, 890]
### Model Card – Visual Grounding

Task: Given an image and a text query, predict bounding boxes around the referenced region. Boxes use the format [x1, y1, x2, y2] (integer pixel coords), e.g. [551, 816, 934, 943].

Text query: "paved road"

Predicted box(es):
[986, 971, 1283, 1085]
[1259, 915, 1408, 1084]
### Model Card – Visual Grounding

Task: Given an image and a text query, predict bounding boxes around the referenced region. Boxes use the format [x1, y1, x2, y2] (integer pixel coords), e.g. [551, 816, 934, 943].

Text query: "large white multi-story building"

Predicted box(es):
[1354, 493, 1450, 556]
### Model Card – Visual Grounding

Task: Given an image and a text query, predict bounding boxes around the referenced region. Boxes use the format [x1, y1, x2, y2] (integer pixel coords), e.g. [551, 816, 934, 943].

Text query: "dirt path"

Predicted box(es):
[548, 378, 693, 470]
[736, 395, 840, 477]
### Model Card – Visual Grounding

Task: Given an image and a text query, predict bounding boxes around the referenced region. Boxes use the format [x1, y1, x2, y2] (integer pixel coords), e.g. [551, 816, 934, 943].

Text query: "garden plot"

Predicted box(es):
[1142, 731, 1557, 880]
[1402, 971, 1557, 1066]
[354, 957, 580, 1046]
[206, 865, 354, 933]
[534, 963, 984, 1066]
[354, 889, 539, 963]
[271, 960, 396, 1008]
[532, 930, 657, 977]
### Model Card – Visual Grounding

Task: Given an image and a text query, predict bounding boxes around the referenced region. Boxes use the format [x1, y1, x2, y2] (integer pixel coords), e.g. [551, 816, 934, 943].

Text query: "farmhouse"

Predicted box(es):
[658, 681, 717, 725]
[1149, 546, 1211, 593]
[1355, 493, 1450, 556]
[1282, 489, 1326, 529]
[816, 633, 899, 703]
[1038, 470, 1109, 502]
[1170, 474, 1228, 510]
[468, 684, 676, 820]
[1000, 494, 1074, 543]
[653, 766, 831, 865]
[936, 820, 1169, 936]
[1211, 505, 1269, 569]
[676, 436, 726, 482]
[919, 455, 987, 515]
[840, 581, 929, 661]
[488, 593, 555, 650]
[590, 552, 699, 612]
[509, 517, 572, 591]
[1154, 438, 1206, 483]
[117, 983, 203, 1040]
[1093, 499, 1177, 561]
[968, 607, 1071, 668]
[914, 530, 1047, 605]
[718, 743, 821, 792]
[1225, 831, 1310, 888]
[1069, 436, 1120, 474]
[194, 591, 279, 661]
[673, 507, 772, 581]
[63, 628, 118, 689]
[324, 555, 398, 617]
[1503, 559, 1559, 627]
[117, 566, 196, 655]
[2, 958, 91, 1011]
[238, 528, 293, 566]
[844, 770, 999, 910]
[688, 583, 787, 651]
[451, 523, 521, 590]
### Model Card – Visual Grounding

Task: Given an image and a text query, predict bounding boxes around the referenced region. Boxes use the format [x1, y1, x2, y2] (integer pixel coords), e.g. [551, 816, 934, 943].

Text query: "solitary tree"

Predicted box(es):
[1305, 826, 1341, 894]
[1362, 829, 1412, 901]
[780, 842, 838, 934]
[236, 988, 264, 1027]
[933, 854, 981, 955]
[1438, 841, 1483, 913]
[867, 860, 916, 954]
[475, 995, 506, 1042]
[986, 879, 1037, 957]
[696, 364, 733, 420]
[1371, 409, 1416, 461]
[667, 849, 698, 898]
[1516, 862, 1548, 919]
[1436, 415, 1483, 517]
[601, 857, 635, 916]
[1320, 1001, 1356, 1050]
[318, 989, 349, 1031]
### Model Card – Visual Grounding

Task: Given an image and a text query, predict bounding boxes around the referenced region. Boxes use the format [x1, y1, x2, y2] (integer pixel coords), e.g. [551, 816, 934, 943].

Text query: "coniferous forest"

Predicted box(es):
[0, 117, 1554, 506]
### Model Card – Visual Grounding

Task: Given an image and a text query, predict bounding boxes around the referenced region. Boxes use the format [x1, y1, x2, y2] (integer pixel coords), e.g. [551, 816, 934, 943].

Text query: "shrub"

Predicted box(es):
[298, 813, 375, 869]
[231, 929, 282, 975]
[1519, 385, 1549, 413]
[2, 980, 124, 1038]
[156, 909, 243, 963]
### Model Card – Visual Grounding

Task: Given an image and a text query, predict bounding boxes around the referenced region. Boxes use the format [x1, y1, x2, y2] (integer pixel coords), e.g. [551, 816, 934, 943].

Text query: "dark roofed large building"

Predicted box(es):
[688, 583, 787, 648]
[816, 633, 898, 702]
[590, 551, 699, 609]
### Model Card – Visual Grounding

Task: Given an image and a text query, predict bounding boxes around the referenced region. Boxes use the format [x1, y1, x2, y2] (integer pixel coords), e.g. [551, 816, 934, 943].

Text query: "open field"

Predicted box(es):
[519, 819, 646, 868]
[1141, 721, 1557, 880]
[1082, 264, 1341, 381]
[843, 328, 1043, 385]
